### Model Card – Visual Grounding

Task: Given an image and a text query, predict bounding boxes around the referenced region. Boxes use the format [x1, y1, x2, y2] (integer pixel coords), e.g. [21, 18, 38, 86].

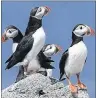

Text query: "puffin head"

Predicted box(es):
[72, 24, 95, 37]
[30, 6, 50, 20]
[2, 25, 22, 42]
[42, 44, 62, 57]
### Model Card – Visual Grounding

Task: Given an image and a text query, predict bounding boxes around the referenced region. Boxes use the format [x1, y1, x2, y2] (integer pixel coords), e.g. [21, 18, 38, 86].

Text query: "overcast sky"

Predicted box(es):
[2, 1, 95, 98]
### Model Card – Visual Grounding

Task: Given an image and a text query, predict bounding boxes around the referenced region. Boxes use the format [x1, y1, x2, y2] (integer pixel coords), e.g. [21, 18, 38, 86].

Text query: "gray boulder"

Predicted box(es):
[2, 73, 89, 98]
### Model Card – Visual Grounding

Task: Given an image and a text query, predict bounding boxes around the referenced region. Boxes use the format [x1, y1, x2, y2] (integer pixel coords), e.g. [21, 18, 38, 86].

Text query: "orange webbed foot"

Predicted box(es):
[69, 84, 78, 93]
[78, 82, 87, 89]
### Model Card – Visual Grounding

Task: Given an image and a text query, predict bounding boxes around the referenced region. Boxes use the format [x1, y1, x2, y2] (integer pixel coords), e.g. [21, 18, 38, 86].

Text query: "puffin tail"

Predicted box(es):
[59, 73, 66, 81]
[5, 54, 13, 63]
[5, 61, 14, 70]
[45, 59, 54, 62]
[42, 63, 55, 69]
[5, 56, 17, 70]
[46, 64, 55, 69]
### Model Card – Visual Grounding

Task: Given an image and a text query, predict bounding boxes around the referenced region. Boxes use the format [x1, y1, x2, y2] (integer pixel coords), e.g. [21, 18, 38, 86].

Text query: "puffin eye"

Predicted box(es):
[80, 26, 82, 29]
[9, 30, 12, 33]
[38, 8, 42, 12]
[50, 46, 52, 49]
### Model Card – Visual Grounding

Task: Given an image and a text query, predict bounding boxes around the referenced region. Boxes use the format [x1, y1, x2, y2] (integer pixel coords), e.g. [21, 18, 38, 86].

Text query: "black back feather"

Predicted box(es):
[5, 33, 34, 69]
[38, 51, 55, 69]
[59, 49, 68, 80]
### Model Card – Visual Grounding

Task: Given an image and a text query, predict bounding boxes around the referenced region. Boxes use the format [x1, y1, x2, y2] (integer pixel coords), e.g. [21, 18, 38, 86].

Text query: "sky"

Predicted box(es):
[1, 1, 95, 98]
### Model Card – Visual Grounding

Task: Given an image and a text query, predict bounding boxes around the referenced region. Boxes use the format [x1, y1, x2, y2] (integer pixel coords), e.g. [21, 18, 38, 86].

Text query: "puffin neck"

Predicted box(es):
[25, 16, 42, 35]
[13, 31, 23, 43]
[71, 32, 83, 47]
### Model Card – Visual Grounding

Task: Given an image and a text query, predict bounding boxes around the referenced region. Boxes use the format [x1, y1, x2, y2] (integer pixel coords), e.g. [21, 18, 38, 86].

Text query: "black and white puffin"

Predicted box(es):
[59, 24, 94, 93]
[42, 44, 62, 77]
[2, 25, 25, 82]
[2, 25, 23, 52]
[5, 6, 50, 72]
[2, 26, 60, 82]
[25, 44, 62, 76]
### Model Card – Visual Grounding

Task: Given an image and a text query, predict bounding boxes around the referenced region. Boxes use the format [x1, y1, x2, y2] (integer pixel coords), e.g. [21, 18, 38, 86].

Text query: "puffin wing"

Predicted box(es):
[42, 63, 55, 69]
[5, 34, 34, 69]
[59, 49, 68, 81]
[38, 51, 55, 69]
[38, 51, 54, 62]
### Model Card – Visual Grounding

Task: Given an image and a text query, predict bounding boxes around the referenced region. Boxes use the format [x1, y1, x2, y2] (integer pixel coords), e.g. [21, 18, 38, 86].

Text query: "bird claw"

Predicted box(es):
[69, 84, 78, 93]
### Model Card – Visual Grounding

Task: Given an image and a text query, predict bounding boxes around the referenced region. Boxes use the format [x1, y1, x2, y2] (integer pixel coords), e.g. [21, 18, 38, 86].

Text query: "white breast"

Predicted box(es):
[12, 43, 18, 53]
[65, 41, 87, 77]
[26, 57, 40, 74]
[22, 27, 46, 67]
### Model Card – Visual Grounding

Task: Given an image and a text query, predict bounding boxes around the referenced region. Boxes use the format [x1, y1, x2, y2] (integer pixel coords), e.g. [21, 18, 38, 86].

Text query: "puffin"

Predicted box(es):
[2, 26, 61, 82]
[26, 44, 62, 77]
[2, 25, 23, 52]
[59, 24, 94, 93]
[2, 25, 25, 82]
[42, 44, 62, 77]
[5, 6, 50, 72]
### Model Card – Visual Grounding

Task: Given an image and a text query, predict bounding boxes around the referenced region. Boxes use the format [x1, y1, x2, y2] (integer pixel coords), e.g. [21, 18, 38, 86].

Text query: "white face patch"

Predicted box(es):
[43, 44, 56, 57]
[5, 28, 18, 39]
[34, 7, 46, 20]
[73, 25, 88, 37]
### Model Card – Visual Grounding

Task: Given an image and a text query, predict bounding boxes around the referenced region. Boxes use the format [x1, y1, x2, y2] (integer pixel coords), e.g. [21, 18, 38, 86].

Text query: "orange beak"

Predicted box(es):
[89, 27, 95, 36]
[55, 45, 62, 53]
[1, 34, 8, 42]
[45, 6, 50, 12]
[44, 6, 50, 15]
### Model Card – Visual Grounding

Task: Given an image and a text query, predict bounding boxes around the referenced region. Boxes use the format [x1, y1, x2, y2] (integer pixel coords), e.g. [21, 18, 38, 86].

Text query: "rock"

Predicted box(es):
[2, 73, 90, 98]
